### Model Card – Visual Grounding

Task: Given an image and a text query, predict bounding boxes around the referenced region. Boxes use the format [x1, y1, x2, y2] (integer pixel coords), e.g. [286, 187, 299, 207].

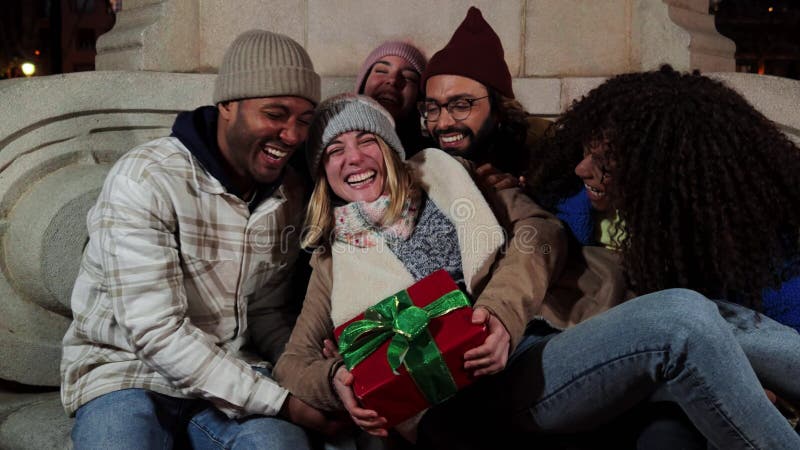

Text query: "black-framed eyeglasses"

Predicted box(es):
[417, 96, 489, 122]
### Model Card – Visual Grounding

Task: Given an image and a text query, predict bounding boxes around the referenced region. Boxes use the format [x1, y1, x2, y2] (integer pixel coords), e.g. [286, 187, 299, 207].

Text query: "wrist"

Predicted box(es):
[279, 393, 293, 420]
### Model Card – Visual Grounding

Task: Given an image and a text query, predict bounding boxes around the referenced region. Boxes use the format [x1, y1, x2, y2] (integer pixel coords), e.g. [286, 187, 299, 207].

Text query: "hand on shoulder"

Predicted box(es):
[475, 163, 524, 191]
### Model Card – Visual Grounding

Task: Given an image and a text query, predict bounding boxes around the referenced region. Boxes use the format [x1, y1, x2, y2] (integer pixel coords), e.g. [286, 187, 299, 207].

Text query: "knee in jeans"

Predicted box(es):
[640, 288, 722, 337]
[649, 288, 715, 317]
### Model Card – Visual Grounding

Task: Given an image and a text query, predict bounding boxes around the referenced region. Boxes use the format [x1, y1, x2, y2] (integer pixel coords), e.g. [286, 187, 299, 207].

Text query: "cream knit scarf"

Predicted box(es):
[332, 188, 422, 248]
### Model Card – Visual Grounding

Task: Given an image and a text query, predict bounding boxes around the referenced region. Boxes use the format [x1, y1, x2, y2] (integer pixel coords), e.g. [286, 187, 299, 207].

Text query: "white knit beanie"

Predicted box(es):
[307, 94, 405, 178]
[213, 29, 321, 105]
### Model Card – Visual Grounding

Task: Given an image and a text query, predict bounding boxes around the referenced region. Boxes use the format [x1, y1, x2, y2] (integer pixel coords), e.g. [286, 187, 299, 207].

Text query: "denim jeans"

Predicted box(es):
[71, 374, 313, 450]
[419, 288, 800, 450]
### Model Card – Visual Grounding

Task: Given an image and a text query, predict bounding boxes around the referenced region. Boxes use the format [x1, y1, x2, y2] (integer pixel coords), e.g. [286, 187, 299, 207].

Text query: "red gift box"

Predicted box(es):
[333, 269, 487, 427]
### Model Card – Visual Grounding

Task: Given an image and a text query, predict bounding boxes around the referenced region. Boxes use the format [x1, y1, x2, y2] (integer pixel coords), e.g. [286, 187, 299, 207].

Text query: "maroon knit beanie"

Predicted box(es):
[422, 7, 514, 99]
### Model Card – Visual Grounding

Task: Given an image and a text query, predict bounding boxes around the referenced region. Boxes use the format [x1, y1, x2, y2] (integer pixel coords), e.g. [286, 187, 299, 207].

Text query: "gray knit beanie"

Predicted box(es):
[213, 29, 321, 105]
[307, 93, 405, 178]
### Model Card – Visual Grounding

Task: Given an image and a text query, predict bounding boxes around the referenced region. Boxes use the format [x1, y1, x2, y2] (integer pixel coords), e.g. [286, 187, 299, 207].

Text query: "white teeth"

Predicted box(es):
[347, 170, 376, 184]
[441, 134, 464, 143]
[264, 145, 288, 159]
[585, 183, 605, 196]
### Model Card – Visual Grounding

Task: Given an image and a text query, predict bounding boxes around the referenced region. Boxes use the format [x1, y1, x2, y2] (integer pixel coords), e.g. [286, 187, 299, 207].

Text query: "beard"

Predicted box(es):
[432, 116, 496, 163]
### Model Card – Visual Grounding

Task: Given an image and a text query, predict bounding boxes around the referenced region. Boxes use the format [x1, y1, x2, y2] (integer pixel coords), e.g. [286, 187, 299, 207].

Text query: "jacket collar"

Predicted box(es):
[171, 106, 282, 207]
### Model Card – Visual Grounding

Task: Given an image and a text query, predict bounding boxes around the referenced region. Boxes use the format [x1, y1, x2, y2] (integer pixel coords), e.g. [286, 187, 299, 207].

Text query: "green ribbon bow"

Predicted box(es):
[338, 289, 470, 406]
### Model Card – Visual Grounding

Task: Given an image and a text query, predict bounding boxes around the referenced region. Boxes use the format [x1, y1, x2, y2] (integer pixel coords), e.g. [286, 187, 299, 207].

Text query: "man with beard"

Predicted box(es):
[420, 7, 550, 187]
[61, 30, 348, 449]
[417, 9, 711, 450]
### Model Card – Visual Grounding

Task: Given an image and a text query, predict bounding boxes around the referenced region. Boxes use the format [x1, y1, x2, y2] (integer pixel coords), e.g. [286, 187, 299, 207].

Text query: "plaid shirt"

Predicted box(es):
[60, 137, 305, 418]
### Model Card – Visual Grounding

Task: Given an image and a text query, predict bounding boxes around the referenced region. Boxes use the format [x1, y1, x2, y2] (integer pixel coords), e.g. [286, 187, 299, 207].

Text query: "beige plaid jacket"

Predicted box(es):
[60, 137, 305, 418]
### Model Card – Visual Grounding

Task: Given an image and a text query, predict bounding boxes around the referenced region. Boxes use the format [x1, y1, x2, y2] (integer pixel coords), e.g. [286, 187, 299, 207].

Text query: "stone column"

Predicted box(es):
[96, 0, 309, 73]
[524, 0, 735, 77]
[632, 0, 736, 72]
[95, 0, 200, 71]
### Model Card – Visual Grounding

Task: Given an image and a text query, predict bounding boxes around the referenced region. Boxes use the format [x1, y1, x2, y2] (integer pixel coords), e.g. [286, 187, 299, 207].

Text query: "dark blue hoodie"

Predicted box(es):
[171, 106, 279, 211]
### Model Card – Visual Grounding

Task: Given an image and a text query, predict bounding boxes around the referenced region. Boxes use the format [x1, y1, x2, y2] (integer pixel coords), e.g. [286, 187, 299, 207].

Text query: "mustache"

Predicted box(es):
[432, 126, 473, 141]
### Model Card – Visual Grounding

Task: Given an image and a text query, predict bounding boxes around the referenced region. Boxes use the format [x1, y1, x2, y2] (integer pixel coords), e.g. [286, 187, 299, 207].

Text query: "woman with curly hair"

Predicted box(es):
[514, 64, 800, 447]
[527, 64, 800, 331]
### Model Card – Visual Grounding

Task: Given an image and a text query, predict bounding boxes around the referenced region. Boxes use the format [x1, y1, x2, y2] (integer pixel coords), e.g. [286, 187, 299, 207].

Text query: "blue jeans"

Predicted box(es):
[72, 386, 313, 450]
[419, 288, 800, 450]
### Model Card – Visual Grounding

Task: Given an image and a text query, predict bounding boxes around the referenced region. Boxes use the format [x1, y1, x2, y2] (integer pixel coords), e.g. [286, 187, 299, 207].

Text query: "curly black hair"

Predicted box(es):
[474, 89, 532, 176]
[526, 65, 800, 308]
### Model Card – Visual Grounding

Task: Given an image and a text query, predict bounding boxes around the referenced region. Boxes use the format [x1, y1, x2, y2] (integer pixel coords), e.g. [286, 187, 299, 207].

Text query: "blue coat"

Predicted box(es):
[555, 190, 800, 332]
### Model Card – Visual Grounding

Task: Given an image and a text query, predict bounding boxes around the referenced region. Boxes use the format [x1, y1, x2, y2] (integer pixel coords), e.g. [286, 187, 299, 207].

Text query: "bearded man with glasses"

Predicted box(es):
[419, 7, 550, 189]
[416, 8, 718, 450]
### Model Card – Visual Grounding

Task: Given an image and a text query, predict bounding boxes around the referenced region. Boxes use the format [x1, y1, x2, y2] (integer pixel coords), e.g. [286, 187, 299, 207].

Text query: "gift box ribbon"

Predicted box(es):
[338, 289, 471, 405]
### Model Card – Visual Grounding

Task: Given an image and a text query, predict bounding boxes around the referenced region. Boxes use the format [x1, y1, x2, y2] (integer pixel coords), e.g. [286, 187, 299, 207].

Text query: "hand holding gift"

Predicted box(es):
[333, 269, 488, 427]
[332, 366, 389, 437]
[463, 307, 511, 377]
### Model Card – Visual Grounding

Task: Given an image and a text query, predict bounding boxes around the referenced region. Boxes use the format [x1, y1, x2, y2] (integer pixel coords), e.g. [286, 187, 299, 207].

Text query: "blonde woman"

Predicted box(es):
[272, 93, 563, 443]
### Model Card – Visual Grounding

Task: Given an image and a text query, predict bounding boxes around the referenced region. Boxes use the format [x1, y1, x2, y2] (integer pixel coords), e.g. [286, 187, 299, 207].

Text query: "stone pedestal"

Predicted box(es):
[0, 71, 213, 448]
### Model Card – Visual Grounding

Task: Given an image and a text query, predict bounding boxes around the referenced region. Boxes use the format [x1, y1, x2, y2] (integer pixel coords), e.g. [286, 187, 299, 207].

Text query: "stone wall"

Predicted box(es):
[94, 0, 740, 126]
[96, 0, 735, 76]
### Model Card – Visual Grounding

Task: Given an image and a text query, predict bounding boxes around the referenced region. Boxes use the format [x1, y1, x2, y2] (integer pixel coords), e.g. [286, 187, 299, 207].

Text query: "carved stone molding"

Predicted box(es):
[0, 71, 214, 386]
[0, 70, 214, 448]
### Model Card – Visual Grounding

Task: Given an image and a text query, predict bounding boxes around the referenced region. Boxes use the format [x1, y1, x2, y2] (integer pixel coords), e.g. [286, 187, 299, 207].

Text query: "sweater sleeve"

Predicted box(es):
[99, 173, 288, 418]
[473, 186, 568, 352]
[273, 251, 345, 412]
[763, 273, 800, 333]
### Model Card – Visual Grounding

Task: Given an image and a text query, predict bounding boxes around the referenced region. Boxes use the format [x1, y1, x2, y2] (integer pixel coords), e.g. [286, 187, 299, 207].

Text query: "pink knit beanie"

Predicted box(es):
[354, 41, 427, 93]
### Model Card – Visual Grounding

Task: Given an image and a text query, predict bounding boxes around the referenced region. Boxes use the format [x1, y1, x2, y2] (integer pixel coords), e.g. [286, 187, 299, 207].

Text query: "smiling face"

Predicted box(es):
[362, 55, 420, 121]
[217, 96, 314, 194]
[423, 74, 494, 158]
[323, 131, 388, 203]
[574, 140, 614, 212]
